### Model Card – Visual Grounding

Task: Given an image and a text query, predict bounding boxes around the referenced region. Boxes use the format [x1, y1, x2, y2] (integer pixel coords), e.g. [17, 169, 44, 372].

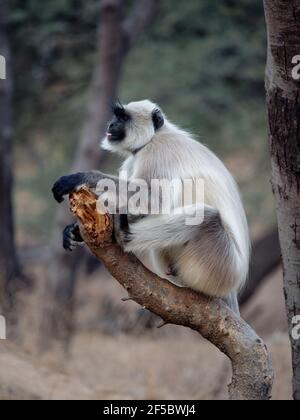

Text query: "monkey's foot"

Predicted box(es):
[166, 264, 178, 277]
[63, 223, 84, 251]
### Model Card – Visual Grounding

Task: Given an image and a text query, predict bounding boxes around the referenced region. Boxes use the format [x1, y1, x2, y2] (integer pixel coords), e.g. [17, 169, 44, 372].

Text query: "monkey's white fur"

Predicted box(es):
[102, 100, 250, 298]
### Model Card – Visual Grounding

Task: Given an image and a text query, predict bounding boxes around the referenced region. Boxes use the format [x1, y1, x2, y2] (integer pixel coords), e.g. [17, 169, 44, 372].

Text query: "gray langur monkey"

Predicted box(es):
[52, 100, 250, 312]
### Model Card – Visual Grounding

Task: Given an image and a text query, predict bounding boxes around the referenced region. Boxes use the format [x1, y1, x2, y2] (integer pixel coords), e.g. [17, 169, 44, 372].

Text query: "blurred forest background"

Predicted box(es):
[0, 0, 292, 400]
[12, 0, 271, 239]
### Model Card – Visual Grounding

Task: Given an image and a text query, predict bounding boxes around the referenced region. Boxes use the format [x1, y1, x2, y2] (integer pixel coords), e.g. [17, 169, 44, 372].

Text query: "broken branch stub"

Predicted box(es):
[70, 187, 113, 248]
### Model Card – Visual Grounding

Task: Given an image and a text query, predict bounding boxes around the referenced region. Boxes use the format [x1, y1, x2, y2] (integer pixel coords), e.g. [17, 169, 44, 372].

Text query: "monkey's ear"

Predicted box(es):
[152, 108, 164, 131]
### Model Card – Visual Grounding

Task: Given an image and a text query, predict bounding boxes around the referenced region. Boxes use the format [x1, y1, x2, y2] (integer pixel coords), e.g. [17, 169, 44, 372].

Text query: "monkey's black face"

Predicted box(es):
[106, 103, 131, 142]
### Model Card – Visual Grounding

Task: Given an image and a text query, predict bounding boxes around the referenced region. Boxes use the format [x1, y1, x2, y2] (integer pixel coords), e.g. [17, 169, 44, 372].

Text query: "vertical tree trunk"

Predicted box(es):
[44, 0, 126, 346]
[0, 6, 21, 313]
[43, 0, 159, 348]
[264, 0, 300, 400]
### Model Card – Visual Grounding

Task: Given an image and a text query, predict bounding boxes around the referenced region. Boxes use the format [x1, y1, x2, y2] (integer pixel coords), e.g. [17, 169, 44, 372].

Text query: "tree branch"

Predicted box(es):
[123, 0, 160, 51]
[69, 187, 274, 400]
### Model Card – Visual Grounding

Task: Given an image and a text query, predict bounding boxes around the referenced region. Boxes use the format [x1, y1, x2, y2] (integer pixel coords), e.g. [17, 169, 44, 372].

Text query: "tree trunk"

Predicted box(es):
[0, 6, 21, 313]
[43, 0, 125, 346]
[263, 0, 300, 400]
[43, 0, 159, 348]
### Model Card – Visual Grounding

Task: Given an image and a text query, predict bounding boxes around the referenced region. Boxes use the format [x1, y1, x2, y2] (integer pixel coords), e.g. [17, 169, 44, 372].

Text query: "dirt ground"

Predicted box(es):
[0, 266, 293, 400]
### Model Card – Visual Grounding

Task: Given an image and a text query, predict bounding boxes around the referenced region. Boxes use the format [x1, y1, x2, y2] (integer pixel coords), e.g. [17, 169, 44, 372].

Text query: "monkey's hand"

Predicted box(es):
[52, 173, 87, 203]
[63, 223, 84, 252]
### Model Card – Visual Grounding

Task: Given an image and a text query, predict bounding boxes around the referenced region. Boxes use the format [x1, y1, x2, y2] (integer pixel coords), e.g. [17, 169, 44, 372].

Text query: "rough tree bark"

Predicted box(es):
[44, 0, 160, 346]
[263, 0, 300, 400]
[68, 187, 274, 400]
[0, 5, 21, 312]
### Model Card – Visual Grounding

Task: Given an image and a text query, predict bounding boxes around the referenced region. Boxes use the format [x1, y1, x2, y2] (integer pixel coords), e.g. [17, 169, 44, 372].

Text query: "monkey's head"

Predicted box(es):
[102, 100, 165, 155]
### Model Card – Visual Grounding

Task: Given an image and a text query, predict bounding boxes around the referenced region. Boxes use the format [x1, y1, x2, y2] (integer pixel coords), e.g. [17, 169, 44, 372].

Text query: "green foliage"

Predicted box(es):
[9, 0, 99, 111]
[122, 0, 266, 150]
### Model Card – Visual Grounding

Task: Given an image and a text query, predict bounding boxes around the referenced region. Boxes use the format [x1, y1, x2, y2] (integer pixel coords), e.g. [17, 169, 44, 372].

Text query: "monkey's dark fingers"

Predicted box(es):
[63, 223, 84, 252]
[52, 173, 84, 203]
[63, 234, 83, 252]
[63, 230, 76, 252]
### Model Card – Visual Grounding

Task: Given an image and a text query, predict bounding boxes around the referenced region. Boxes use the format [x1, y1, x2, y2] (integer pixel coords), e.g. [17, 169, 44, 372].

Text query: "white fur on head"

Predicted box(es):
[102, 100, 160, 155]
